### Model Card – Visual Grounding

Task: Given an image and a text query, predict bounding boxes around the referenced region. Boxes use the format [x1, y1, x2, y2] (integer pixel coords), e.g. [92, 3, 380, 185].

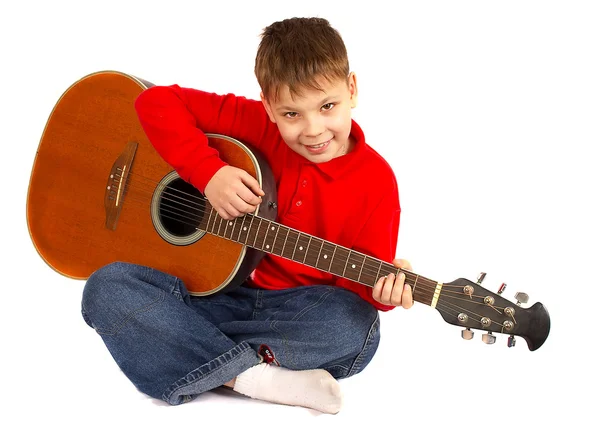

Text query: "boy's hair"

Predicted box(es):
[255, 17, 350, 101]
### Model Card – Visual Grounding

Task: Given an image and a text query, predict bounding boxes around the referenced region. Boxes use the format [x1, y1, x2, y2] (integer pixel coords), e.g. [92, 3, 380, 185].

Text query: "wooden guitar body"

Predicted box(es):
[26, 71, 277, 295]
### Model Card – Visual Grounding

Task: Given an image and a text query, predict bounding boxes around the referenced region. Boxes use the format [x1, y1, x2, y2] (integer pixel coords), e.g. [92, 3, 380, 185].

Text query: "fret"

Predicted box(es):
[316, 242, 336, 272]
[203, 207, 213, 232]
[293, 234, 310, 263]
[229, 218, 237, 240]
[302, 237, 312, 264]
[236, 215, 246, 243]
[234, 218, 242, 241]
[342, 248, 352, 277]
[291, 231, 302, 260]
[328, 245, 338, 273]
[281, 229, 294, 259]
[252, 218, 263, 247]
[282, 230, 299, 260]
[243, 216, 257, 245]
[303, 237, 320, 267]
[224, 219, 234, 239]
[357, 254, 367, 282]
[224, 219, 232, 238]
[262, 222, 278, 253]
[221, 218, 228, 238]
[328, 247, 346, 277]
[217, 218, 225, 237]
[344, 250, 362, 281]
[210, 210, 219, 235]
[272, 225, 282, 255]
[260, 221, 271, 250]
[314, 241, 325, 269]
[255, 220, 270, 251]
[232, 218, 241, 241]
[413, 275, 419, 296]
[273, 226, 289, 256]
[362, 256, 381, 286]
[376, 260, 384, 282]
[327, 244, 346, 275]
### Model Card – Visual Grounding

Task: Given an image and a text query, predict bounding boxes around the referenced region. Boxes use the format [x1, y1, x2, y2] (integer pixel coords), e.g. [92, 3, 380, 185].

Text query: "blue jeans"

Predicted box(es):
[81, 262, 381, 405]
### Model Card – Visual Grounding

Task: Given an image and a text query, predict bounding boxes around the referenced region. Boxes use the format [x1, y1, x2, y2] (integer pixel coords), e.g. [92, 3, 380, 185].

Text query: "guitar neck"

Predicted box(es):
[199, 208, 441, 307]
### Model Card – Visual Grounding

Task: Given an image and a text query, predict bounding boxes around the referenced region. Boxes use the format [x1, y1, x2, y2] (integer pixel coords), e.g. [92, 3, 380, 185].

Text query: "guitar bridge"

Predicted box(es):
[105, 141, 138, 230]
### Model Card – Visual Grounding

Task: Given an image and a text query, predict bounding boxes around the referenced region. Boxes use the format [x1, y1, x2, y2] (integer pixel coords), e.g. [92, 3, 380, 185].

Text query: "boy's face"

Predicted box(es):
[261, 73, 358, 163]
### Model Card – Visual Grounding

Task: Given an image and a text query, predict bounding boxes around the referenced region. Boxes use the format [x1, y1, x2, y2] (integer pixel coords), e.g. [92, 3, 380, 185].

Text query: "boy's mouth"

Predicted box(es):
[305, 139, 331, 154]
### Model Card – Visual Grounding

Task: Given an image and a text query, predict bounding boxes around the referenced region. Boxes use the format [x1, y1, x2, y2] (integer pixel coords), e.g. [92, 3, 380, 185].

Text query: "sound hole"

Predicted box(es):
[151, 171, 206, 246]
[159, 178, 204, 237]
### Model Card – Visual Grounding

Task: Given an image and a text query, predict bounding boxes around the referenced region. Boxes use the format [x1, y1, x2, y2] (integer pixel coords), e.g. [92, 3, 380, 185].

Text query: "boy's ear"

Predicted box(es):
[348, 72, 358, 109]
[260, 92, 277, 123]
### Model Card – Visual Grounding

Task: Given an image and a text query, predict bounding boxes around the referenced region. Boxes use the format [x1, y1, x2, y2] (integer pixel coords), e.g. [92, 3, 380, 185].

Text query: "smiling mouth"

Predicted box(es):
[306, 139, 331, 149]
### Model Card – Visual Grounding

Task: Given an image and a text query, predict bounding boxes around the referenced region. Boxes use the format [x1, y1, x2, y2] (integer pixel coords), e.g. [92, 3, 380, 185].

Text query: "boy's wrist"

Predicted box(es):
[189, 156, 228, 193]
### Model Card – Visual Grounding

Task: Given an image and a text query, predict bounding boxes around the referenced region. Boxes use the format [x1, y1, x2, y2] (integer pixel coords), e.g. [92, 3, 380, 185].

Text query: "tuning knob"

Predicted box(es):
[462, 328, 474, 340]
[498, 283, 507, 295]
[515, 292, 529, 306]
[507, 335, 516, 348]
[482, 331, 496, 345]
[477, 272, 487, 284]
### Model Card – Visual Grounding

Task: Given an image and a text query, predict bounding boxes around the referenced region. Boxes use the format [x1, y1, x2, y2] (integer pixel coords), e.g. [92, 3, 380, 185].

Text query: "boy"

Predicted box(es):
[81, 17, 413, 415]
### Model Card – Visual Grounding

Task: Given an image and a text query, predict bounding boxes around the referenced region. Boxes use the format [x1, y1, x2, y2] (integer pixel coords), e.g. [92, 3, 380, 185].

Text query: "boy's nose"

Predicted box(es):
[303, 117, 325, 138]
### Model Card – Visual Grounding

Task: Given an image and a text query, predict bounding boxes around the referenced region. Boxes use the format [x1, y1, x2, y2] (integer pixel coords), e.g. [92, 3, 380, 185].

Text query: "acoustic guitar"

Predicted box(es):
[26, 71, 550, 351]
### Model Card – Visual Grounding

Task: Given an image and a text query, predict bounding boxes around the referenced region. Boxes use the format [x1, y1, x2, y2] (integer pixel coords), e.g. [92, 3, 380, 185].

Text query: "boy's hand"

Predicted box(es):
[372, 258, 414, 309]
[204, 166, 265, 220]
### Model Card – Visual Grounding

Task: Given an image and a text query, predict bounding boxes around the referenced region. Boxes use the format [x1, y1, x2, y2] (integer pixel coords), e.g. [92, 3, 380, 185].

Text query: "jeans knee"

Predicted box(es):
[81, 262, 166, 335]
[320, 289, 380, 377]
[346, 313, 380, 376]
[331, 289, 379, 342]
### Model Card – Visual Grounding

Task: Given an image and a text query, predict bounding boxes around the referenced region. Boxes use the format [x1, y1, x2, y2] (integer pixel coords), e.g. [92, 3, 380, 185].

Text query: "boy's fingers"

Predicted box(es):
[401, 282, 413, 309]
[390, 272, 405, 305]
[393, 258, 412, 271]
[236, 185, 262, 207]
[240, 171, 265, 198]
[383, 274, 397, 304]
[373, 277, 385, 302]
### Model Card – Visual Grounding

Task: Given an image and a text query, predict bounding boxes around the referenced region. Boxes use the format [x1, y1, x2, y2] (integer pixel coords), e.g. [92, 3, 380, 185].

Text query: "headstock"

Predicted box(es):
[435, 272, 550, 350]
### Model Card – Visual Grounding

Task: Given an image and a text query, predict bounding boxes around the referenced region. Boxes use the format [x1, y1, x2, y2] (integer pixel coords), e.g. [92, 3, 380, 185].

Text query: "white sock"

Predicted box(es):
[232, 363, 343, 414]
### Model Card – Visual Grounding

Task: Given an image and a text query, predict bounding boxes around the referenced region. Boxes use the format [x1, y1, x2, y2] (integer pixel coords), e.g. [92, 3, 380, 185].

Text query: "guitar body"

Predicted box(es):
[26, 71, 277, 295]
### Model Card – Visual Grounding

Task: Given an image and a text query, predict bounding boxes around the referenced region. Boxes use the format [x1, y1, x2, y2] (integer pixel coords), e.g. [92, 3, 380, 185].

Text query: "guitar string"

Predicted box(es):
[117, 183, 490, 304]
[115, 174, 507, 321]
[435, 302, 508, 333]
[115, 171, 493, 304]
[115, 170, 428, 284]
[117, 172, 494, 302]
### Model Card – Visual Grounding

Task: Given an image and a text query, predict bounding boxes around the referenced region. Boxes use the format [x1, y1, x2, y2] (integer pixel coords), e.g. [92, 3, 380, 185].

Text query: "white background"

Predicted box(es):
[2, 0, 598, 429]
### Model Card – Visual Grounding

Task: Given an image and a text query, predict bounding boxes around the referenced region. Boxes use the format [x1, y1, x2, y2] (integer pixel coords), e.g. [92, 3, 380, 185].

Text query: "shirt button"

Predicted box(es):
[296, 200, 302, 207]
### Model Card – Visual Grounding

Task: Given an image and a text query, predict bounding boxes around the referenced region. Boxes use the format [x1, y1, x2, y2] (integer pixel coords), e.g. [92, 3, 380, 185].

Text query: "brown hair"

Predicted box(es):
[255, 17, 350, 101]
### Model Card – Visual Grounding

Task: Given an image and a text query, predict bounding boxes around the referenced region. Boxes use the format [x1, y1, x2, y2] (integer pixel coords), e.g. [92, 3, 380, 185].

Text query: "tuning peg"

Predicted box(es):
[497, 283, 507, 295]
[507, 335, 516, 348]
[482, 331, 496, 345]
[462, 328, 474, 340]
[477, 272, 487, 284]
[514, 292, 529, 306]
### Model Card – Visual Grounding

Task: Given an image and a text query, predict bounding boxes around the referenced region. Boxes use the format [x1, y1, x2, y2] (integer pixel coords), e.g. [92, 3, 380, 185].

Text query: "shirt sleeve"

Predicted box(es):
[134, 84, 275, 192]
[335, 183, 401, 312]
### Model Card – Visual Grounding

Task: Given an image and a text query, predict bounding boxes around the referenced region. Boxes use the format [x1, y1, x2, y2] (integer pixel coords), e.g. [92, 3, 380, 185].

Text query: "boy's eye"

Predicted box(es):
[284, 112, 298, 118]
[321, 103, 335, 111]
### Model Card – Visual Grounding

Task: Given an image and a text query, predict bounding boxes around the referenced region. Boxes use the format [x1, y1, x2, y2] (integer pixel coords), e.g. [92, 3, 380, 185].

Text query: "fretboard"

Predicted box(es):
[199, 209, 440, 307]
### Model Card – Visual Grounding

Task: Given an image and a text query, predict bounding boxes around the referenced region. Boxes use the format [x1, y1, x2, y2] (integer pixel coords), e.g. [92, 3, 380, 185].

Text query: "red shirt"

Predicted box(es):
[134, 85, 400, 311]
